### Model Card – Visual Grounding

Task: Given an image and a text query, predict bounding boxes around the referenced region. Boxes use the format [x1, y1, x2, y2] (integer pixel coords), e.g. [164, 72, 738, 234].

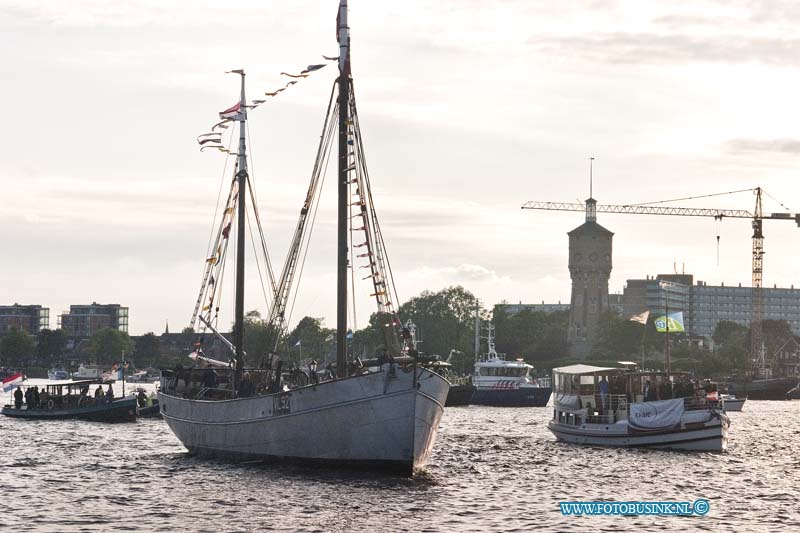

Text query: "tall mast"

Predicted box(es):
[233, 70, 248, 381]
[336, 0, 351, 375]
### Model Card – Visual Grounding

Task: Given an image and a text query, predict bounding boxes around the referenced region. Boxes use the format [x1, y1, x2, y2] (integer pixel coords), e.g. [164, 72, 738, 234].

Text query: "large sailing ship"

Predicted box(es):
[158, 0, 449, 475]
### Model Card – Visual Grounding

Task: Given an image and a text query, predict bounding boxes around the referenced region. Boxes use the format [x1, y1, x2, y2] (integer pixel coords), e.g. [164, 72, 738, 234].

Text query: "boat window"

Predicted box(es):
[479, 367, 489, 376]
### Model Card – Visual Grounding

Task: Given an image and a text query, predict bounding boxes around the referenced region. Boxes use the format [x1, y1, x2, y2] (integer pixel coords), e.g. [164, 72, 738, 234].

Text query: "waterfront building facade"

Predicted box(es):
[59, 303, 129, 338]
[622, 274, 800, 338]
[0, 304, 50, 335]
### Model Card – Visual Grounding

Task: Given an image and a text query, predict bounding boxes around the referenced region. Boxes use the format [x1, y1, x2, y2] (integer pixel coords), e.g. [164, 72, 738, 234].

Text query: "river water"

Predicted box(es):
[1, 382, 798, 532]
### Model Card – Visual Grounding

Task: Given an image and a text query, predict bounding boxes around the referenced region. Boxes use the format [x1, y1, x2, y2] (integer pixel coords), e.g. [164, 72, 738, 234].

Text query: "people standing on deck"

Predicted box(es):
[32, 386, 40, 409]
[24, 387, 32, 407]
[14, 387, 23, 409]
[40, 388, 49, 408]
[77, 385, 87, 407]
[644, 379, 654, 402]
[94, 385, 104, 403]
[599, 376, 609, 412]
[659, 378, 673, 400]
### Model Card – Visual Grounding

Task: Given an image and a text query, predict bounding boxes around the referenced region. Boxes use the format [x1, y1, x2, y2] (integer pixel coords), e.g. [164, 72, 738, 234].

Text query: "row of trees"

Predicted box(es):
[0, 327, 138, 368]
[3, 285, 797, 379]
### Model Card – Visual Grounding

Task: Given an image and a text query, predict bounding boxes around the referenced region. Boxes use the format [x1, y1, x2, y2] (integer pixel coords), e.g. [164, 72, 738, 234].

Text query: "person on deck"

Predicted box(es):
[13, 387, 23, 409]
[137, 389, 147, 408]
[643, 379, 654, 402]
[203, 369, 218, 389]
[105, 384, 114, 403]
[32, 386, 40, 409]
[599, 376, 609, 412]
[40, 388, 49, 408]
[94, 386, 104, 403]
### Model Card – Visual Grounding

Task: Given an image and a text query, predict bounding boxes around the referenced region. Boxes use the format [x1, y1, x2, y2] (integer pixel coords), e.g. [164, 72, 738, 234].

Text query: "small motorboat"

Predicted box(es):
[134, 388, 161, 418]
[720, 394, 746, 412]
[47, 367, 70, 380]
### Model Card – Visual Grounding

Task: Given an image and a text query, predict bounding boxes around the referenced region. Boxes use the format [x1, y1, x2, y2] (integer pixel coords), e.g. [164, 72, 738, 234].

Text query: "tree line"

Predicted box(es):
[2, 286, 797, 379]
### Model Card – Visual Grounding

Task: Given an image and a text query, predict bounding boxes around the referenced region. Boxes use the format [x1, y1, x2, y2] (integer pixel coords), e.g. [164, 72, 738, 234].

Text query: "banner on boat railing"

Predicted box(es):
[628, 398, 684, 430]
[555, 393, 580, 409]
[654, 312, 685, 333]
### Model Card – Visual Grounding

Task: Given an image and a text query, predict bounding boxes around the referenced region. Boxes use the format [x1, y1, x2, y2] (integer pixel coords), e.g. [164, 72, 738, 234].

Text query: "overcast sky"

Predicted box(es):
[1, 0, 799, 335]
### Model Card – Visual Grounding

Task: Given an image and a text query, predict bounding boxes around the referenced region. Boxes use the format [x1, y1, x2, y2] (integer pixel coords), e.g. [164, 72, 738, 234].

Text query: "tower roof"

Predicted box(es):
[568, 220, 614, 236]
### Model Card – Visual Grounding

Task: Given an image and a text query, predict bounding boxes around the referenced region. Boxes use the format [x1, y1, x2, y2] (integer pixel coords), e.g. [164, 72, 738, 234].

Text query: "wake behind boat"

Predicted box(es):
[158, 0, 448, 476]
[548, 365, 729, 452]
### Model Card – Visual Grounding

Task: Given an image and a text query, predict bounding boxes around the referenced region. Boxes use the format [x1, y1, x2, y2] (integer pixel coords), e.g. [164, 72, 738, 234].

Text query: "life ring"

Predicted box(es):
[47, 399, 54, 410]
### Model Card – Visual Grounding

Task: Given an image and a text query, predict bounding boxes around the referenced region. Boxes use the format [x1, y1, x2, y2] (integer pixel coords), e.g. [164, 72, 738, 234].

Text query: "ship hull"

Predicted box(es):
[723, 378, 798, 400]
[471, 387, 551, 407]
[548, 415, 729, 452]
[1, 397, 137, 423]
[444, 384, 474, 406]
[158, 367, 448, 475]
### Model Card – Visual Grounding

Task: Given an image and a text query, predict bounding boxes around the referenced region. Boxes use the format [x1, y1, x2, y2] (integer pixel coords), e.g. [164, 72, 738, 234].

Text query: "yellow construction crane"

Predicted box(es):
[521, 187, 799, 359]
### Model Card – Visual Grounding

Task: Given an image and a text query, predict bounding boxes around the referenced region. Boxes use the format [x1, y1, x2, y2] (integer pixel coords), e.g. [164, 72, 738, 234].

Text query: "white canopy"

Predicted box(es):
[552, 364, 623, 375]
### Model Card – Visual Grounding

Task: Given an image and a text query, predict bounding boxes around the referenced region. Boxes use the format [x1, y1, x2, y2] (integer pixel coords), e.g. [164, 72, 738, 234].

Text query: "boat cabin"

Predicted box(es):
[17, 379, 113, 411]
[552, 364, 709, 426]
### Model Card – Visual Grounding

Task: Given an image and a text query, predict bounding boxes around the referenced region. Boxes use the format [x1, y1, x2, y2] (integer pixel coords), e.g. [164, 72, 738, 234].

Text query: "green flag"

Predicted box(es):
[654, 312, 685, 333]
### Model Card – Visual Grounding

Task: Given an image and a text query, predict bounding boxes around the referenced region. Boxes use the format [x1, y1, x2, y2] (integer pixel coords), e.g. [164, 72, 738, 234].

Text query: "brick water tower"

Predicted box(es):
[567, 197, 613, 357]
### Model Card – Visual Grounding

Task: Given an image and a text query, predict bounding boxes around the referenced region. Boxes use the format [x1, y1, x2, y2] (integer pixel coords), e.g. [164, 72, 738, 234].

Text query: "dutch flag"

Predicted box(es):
[2, 372, 24, 392]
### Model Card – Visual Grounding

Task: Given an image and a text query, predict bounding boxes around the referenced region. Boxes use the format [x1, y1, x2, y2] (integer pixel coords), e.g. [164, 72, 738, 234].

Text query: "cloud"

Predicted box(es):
[528, 33, 800, 66]
[409, 263, 512, 284]
[724, 138, 800, 155]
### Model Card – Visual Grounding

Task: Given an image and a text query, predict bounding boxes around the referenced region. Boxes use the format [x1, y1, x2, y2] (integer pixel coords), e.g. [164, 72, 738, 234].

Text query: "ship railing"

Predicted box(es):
[584, 394, 628, 424]
[683, 396, 712, 411]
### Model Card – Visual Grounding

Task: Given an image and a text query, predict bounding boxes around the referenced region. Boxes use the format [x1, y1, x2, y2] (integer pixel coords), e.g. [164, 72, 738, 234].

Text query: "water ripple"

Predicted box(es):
[0, 396, 798, 531]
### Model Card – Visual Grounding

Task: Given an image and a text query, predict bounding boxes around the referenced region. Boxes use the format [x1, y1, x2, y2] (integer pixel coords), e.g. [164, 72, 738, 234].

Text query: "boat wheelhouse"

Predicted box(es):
[548, 364, 729, 452]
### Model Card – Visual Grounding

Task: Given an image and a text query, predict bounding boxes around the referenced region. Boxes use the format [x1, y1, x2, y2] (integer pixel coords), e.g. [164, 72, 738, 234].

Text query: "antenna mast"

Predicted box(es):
[336, 0, 351, 375]
[233, 70, 247, 385]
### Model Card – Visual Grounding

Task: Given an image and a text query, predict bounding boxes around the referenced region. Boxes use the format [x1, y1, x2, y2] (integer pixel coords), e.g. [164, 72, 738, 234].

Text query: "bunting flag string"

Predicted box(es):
[197, 55, 337, 152]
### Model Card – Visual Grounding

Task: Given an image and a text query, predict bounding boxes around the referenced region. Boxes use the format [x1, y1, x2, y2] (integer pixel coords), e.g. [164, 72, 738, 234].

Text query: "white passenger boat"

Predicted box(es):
[548, 365, 729, 452]
[158, 0, 448, 476]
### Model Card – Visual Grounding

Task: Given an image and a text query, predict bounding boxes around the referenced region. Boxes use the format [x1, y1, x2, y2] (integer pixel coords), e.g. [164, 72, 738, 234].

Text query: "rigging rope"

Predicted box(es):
[629, 187, 754, 207]
[762, 188, 794, 213]
[246, 121, 278, 298]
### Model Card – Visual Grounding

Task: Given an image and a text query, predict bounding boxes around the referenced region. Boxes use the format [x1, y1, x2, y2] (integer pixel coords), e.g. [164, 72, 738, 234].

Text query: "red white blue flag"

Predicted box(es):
[2, 372, 24, 392]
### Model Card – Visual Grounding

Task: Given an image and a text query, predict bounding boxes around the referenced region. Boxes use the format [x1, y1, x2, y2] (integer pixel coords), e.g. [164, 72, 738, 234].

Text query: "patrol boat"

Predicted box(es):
[158, 0, 449, 475]
[470, 324, 551, 407]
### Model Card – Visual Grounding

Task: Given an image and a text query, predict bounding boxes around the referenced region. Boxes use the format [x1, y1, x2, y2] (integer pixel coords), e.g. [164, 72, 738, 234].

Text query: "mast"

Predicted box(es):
[233, 70, 248, 383]
[336, 0, 351, 375]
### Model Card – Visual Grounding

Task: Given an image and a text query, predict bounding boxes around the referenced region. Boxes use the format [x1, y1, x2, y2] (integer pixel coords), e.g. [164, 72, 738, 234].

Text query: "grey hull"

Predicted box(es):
[159, 366, 449, 474]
